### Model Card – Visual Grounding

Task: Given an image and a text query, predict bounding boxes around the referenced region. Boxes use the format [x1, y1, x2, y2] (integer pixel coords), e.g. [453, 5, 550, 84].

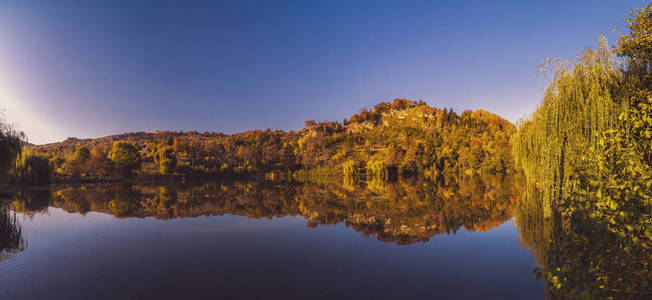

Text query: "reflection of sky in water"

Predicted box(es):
[1, 207, 543, 299]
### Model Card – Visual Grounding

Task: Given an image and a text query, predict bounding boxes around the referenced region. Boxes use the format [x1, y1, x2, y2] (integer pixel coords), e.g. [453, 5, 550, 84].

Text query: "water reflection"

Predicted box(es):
[3, 174, 647, 298]
[514, 183, 652, 298]
[1, 175, 546, 299]
[9, 175, 520, 246]
[0, 202, 25, 261]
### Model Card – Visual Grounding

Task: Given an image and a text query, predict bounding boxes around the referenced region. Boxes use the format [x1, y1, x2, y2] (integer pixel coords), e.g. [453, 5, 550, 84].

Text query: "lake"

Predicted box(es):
[0, 176, 545, 299]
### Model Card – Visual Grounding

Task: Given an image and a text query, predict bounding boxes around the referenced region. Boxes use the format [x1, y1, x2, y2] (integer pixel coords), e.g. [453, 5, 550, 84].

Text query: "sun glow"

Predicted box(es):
[0, 88, 61, 145]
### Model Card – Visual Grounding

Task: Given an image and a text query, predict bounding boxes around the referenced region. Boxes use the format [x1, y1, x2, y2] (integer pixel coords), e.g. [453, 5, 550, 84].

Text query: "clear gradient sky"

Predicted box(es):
[0, 0, 648, 145]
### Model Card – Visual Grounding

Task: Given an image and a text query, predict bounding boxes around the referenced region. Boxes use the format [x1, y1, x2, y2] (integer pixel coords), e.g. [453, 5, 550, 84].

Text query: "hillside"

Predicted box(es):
[29, 99, 515, 181]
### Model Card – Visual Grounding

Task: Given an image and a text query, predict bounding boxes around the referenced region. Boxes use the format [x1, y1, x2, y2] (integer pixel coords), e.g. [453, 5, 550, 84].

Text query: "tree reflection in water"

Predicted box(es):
[0, 201, 26, 261]
[10, 174, 520, 246]
[515, 183, 651, 298]
[6, 175, 649, 298]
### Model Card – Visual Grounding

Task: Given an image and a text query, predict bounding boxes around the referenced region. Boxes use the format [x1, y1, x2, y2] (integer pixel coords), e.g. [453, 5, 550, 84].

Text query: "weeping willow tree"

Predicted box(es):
[11, 148, 52, 186]
[514, 5, 652, 297]
[512, 36, 625, 213]
[0, 112, 24, 187]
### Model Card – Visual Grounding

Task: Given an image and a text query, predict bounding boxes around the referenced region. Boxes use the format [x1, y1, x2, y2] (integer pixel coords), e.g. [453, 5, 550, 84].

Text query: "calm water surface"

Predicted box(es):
[0, 177, 544, 299]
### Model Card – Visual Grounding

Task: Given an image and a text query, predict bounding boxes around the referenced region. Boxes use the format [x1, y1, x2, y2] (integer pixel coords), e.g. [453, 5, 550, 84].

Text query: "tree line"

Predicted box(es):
[3, 99, 515, 185]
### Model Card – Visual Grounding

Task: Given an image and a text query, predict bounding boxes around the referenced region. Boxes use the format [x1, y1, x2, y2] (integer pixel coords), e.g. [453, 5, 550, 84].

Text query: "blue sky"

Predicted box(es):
[0, 0, 647, 144]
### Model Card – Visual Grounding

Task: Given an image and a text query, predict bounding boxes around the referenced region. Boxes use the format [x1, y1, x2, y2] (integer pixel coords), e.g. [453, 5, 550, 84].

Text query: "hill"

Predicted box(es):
[30, 99, 515, 181]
